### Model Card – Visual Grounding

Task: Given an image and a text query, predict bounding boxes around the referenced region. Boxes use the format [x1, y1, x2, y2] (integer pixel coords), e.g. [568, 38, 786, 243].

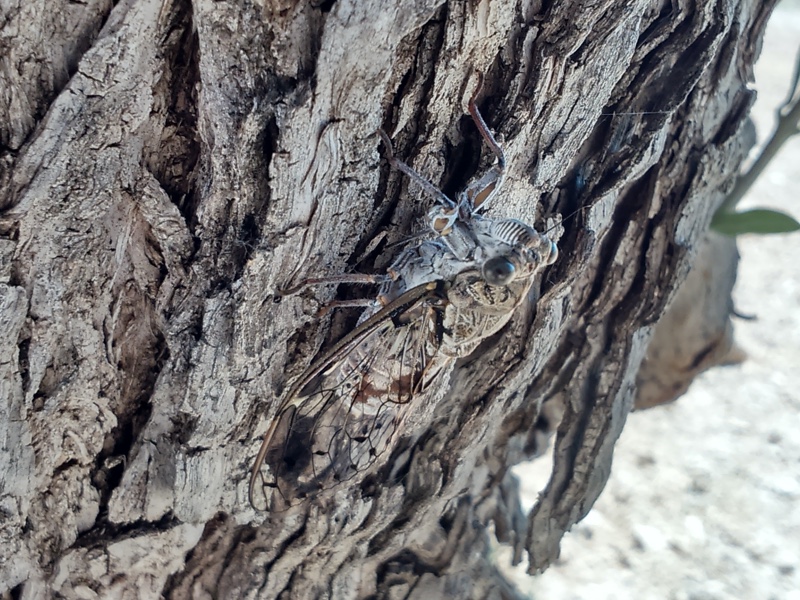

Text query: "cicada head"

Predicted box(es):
[479, 219, 558, 285]
[441, 218, 557, 356]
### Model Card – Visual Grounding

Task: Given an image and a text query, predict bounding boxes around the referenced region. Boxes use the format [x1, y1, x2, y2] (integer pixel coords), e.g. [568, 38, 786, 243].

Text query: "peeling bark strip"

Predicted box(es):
[0, 0, 774, 598]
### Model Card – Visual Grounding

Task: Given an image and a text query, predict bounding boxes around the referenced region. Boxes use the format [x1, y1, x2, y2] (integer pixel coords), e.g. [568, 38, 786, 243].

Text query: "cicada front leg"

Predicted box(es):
[461, 75, 507, 216]
[378, 75, 508, 233]
[377, 134, 467, 266]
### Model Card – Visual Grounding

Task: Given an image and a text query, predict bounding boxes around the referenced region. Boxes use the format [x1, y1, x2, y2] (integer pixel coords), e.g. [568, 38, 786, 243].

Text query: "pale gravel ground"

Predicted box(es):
[500, 4, 800, 599]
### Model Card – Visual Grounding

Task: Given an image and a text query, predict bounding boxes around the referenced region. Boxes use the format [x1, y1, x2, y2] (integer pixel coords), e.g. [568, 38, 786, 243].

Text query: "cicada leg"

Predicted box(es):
[462, 73, 507, 215]
[376, 129, 456, 211]
[279, 273, 387, 317]
[279, 273, 385, 296]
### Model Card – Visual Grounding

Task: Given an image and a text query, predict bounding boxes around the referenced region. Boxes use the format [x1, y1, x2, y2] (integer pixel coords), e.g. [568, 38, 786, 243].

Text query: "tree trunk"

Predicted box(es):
[0, 0, 774, 598]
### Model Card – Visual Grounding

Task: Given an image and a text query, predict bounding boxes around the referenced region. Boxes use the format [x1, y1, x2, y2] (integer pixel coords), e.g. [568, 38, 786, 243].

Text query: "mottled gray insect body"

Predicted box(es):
[249, 81, 558, 511]
[379, 218, 556, 302]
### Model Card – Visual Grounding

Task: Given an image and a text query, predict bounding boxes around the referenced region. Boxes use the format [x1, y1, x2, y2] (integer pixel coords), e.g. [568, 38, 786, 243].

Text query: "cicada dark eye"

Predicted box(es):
[483, 256, 516, 286]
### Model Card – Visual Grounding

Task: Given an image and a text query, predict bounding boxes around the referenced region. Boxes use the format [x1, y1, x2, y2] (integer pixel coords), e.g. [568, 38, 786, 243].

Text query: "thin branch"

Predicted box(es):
[720, 47, 800, 212]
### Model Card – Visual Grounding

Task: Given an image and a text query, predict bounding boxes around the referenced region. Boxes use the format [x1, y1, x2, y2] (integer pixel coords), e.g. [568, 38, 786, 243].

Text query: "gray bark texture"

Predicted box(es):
[0, 0, 774, 598]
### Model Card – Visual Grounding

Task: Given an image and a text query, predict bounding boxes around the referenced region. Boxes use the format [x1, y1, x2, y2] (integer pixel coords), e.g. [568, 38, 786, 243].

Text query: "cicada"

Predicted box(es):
[249, 81, 558, 511]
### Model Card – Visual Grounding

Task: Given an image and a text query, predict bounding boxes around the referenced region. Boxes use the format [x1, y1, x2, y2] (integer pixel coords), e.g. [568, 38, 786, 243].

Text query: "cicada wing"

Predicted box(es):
[307, 317, 433, 484]
[249, 283, 446, 511]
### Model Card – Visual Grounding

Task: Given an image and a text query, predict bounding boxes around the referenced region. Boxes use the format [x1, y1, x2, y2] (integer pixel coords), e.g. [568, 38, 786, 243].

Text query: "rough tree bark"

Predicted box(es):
[0, 0, 774, 598]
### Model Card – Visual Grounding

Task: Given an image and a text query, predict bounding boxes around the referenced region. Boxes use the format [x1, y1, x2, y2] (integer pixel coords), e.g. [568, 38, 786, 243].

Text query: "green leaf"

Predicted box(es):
[711, 208, 800, 236]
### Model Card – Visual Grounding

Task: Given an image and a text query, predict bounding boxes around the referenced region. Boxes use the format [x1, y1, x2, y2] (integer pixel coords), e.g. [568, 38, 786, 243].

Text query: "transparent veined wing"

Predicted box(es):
[249, 281, 451, 511]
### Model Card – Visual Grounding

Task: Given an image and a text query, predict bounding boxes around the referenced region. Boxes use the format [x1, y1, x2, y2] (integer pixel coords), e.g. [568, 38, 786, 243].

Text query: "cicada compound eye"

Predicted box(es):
[482, 256, 516, 286]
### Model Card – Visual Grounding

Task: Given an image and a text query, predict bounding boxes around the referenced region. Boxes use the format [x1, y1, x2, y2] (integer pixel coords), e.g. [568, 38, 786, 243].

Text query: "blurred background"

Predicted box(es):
[502, 2, 800, 598]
